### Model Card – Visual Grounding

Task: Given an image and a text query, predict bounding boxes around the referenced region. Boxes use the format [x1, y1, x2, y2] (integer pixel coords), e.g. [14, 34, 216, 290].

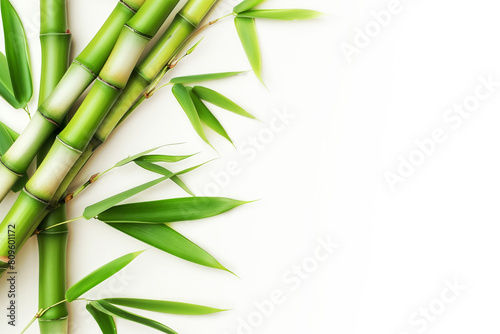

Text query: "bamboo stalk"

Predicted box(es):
[0, 0, 147, 202]
[37, 205, 69, 334]
[0, 0, 180, 277]
[36, 1, 71, 333]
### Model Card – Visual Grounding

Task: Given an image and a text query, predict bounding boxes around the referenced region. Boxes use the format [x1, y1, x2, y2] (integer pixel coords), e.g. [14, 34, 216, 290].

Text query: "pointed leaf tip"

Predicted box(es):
[66, 250, 144, 302]
[234, 17, 264, 86]
[193, 86, 257, 120]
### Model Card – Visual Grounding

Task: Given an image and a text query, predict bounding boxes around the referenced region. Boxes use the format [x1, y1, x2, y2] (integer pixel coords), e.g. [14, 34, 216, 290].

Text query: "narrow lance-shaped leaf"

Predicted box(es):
[97, 197, 250, 223]
[0, 122, 28, 192]
[190, 89, 233, 145]
[102, 298, 226, 315]
[135, 161, 194, 196]
[106, 223, 231, 272]
[237, 9, 324, 21]
[1, 0, 32, 106]
[0, 52, 21, 108]
[170, 72, 246, 85]
[172, 83, 212, 146]
[66, 251, 144, 302]
[186, 37, 204, 55]
[234, 0, 268, 13]
[193, 86, 256, 120]
[86, 303, 117, 334]
[92, 301, 177, 334]
[235, 17, 264, 85]
[135, 154, 196, 163]
[0, 121, 17, 155]
[83, 176, 171, 219]
[115, 144, 182, 168]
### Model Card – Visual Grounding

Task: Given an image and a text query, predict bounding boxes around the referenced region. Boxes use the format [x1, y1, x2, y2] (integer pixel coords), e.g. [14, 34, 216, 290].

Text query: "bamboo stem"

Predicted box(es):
[36, 1, 71, 333]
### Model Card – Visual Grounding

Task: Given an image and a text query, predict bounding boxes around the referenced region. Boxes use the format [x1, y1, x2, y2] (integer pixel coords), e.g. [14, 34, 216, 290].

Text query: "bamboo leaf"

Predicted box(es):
[84, 161, 206, 219]
[86, 303, 117, 334]
[172, 83, 211, 146]
[66, 251, 144, 302]
[91, 301, 177, 334]
[1, 0, 32, 107]
[135, 161, 194, 196]
[105, 223, 230, 271]
[186, 37, 204, 55]
[0, 121, 17, 155]
[83, 176, 173, 219]
[135, 154, 196, 163]
[0, 122, 27, 192]
[190, 90, 233, 145]
[97, 197, 249, 223]
[237, 9, 324, 20]
[102, 298, 226, 315]
[0, 51, 21, 108]
[193, 86, 256, 120]
[115, 145, 175, 167]
[170, 72, 245, 84]
[234, 17, 263, 84]
[234, 0, 268, 13]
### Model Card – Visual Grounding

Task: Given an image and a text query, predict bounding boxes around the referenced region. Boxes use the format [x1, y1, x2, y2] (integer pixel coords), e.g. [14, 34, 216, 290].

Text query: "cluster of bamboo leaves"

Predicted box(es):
[0, 0, 322, 333]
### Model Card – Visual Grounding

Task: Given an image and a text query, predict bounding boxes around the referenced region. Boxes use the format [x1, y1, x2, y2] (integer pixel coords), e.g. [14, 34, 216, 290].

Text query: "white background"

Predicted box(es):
[1, 0, 499, 333]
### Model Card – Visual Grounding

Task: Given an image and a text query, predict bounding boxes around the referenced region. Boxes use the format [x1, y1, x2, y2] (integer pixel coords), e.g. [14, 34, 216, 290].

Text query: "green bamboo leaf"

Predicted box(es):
[1, 0, 33, 106]
[135, 154, 196, 163]
[0, 122, 28, 192]
[135, 161, 194, 196]
[0, 121, 17, 155]
[172, 83, 211, 146]
[0, 51, 21, 108]
[170, 72, 245, 85]
[115, 144, 179, 167]
[86, 303, 117, 334]
[190, 90, 233, 145]
[105, 223, 230, 271]
[193, 86, 256, 120]
[234, 17, 264, 85]
[91, 301, 177, 334]
[237, 9, 324, 20]
[83, 175, 173, 219]
[66, 251, 144, 302]
[234, 0, 268, 13]
[97, 197, 249, 223]
[186, 37, 204, 55]
[102, 298, 226, 315]
[84, 161, 206, 219]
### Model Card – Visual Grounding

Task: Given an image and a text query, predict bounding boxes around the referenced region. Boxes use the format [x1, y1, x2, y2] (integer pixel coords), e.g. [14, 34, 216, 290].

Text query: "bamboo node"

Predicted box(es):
[89, 173, 100, 183]
[64, 193, 74, 203]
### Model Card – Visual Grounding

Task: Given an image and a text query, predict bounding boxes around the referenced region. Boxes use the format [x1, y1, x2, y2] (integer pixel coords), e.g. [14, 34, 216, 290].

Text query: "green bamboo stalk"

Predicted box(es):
[52, 0, 219, 204]
[37, 206, 69, 334]
[0, 0, 180, 278]
[0, 0, 147, 202]
[36, 1, 71, 333]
